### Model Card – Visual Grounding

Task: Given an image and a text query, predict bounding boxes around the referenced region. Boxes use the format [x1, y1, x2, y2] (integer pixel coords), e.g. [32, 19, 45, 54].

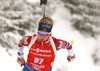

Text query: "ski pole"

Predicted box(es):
[43, 4, 45, 18]
[40, 0, 47, 5]
[71, 40, 74, 45]
[40, 0, 47, 18]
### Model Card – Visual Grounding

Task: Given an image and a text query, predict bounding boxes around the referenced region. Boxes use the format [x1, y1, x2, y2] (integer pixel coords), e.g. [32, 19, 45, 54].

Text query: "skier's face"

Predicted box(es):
[38, 31, 50, 41]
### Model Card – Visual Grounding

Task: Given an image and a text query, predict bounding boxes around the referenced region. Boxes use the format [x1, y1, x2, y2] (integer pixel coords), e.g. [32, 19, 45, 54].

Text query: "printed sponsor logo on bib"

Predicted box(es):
[31, 48, 51, 53]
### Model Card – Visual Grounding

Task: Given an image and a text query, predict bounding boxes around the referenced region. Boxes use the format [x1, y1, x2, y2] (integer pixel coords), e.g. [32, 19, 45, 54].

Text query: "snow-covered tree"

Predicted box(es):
[62, 0, 100, 67]
[0, 0, 56, 52]
[62, 0, 100, 37]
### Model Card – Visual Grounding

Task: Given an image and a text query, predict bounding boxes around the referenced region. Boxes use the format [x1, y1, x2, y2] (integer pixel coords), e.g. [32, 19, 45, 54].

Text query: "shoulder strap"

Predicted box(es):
[28, 35, 38, 50]
[49, 36, 57, 55]
[28, 35, 57, 55]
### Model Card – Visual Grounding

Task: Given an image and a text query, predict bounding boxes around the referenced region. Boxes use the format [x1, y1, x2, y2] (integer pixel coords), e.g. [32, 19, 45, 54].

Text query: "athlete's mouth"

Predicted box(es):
[40, 39, 44, 41]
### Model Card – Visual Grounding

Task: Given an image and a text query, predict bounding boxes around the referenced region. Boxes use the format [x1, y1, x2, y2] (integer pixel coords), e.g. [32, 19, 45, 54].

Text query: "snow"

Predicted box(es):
[51, 3, 100, 71]
[26, 0, 40, 3]
[0, 46, 21, 71]
[0, 1, 100, 71]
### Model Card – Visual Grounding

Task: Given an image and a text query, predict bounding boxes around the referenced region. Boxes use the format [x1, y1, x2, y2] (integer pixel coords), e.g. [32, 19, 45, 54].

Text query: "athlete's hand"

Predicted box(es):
[67, 54, 75, 62]
[17, 57, 25, 66]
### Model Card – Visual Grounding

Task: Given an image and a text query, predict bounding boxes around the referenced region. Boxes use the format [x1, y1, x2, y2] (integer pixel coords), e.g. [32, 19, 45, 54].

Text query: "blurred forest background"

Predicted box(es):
[0, 0, 100, 70]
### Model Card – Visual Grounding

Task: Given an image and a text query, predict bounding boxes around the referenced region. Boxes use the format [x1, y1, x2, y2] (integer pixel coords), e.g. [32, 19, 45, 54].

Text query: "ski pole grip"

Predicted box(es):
[71, 40, 74, 45]
[40, 0, 47, 5]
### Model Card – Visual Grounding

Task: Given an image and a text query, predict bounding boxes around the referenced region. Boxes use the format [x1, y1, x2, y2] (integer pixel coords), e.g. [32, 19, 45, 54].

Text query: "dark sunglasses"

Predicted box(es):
[38, 32, 50, 36]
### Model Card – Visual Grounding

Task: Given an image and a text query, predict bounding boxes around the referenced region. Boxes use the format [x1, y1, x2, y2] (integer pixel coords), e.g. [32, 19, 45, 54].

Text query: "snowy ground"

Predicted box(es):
[51, 4, 100, 71]
[0, 1, 100, 71]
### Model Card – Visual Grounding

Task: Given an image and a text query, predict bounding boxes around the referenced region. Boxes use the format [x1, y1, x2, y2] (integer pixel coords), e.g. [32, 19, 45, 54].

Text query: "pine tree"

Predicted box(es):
[62, 0, 100, 37]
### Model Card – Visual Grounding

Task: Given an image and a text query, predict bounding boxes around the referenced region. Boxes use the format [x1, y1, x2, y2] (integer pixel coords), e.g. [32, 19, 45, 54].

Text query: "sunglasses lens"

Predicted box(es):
[43, 34, 48, 36]
[38, 32, 42, 36]
[38, 32, 49, 36]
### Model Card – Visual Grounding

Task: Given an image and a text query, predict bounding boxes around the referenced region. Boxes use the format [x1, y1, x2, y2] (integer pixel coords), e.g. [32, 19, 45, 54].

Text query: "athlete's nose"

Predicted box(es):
[40, 35, 45, 41]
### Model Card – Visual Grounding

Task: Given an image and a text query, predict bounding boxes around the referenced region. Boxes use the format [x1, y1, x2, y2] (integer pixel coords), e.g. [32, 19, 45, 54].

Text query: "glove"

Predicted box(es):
[17, 57, 25, 66]
[67, 54, 75, 62]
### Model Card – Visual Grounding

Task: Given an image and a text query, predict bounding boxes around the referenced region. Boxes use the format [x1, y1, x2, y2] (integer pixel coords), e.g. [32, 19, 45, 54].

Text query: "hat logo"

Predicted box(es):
[43, 28, 47, 31]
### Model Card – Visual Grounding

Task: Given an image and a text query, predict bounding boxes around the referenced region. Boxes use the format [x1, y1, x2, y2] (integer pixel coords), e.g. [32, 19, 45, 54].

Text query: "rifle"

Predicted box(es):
[40, 0, 48, 18]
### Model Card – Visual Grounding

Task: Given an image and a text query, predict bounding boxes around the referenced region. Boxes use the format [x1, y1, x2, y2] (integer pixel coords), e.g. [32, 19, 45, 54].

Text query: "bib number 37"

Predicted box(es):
[34, 58, 44, 64]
